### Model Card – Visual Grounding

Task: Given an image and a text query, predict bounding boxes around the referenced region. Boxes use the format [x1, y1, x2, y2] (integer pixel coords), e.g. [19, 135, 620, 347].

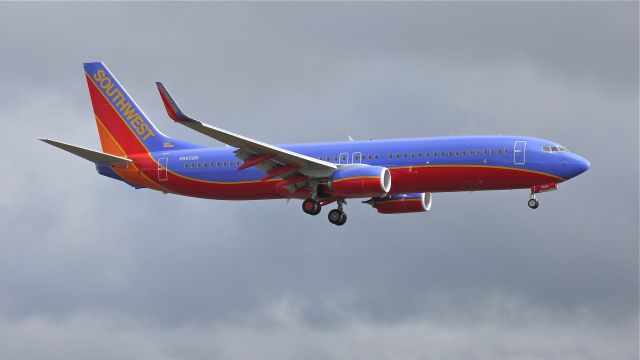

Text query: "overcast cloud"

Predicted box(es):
[0, 2, 637, 359]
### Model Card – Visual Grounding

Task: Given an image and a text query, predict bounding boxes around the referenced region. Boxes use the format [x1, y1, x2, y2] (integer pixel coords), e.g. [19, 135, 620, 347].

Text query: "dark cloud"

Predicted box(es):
[0, 2, 637, 359]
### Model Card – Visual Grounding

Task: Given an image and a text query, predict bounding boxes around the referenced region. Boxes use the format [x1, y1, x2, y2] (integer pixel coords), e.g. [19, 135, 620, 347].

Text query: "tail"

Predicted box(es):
[84, 62, 199, 156]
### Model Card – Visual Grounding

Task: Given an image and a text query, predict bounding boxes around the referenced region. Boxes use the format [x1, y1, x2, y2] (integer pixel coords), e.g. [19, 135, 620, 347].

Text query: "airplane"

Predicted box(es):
[42, 62, 590, 225]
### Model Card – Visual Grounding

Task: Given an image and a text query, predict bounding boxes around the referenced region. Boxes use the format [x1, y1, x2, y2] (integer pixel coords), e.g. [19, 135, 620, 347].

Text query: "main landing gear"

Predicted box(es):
[302, 198, 348, 225]
[328, 200, 347, 226]
[302, 198, 321, 215]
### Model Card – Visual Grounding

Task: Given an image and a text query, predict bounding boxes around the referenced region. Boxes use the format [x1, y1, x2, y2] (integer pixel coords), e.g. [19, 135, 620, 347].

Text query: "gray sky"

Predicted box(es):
[0, 2, 637, 359]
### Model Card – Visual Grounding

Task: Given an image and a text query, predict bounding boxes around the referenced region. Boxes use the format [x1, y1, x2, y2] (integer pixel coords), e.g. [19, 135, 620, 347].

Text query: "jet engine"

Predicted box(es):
[365, 193, 432, 214]
[327, 166, 391, 198]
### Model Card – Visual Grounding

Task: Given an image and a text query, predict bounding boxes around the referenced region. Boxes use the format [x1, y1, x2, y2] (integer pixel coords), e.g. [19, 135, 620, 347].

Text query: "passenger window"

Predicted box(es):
[455, 150, 460, 156]
[203, 162, 208, 167]
[490, 149, 495, 155]
[504, 149, 508, 155]
[388, 154, 393, 159]
[403, 153, 408, 158]
[497, 149, 502, 154]
[184, 164, 188, 169]
[341, 155, 347, 161]
[425, 152, 430, 157]
[375, 155, 379, 160]
[411, 153, 415, 158]
[216, 162, 220, 167]
[417, 152, 422, 158]
[396, 153, 400, 159]
[448, 151, 453, 156]
[433, 151, 438, 157]
[483, 150, 487, 155]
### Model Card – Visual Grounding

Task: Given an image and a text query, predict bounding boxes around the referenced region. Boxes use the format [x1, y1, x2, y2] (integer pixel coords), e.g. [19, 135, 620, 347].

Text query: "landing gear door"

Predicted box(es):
[514, 141, 526, 165]
[158, 157, 168, 182]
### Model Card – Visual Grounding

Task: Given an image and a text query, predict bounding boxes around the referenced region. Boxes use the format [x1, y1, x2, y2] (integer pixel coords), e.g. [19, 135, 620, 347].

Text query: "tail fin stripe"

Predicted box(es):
[86, 72, 152, 156]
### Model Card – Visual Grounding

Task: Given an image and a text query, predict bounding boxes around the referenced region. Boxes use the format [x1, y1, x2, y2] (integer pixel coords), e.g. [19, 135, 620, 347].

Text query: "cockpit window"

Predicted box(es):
[543, 145, 570, 153]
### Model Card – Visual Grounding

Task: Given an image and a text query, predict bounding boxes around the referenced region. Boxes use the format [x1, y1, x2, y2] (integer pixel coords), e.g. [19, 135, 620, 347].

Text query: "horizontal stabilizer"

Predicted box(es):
[40, 139, 132, 165]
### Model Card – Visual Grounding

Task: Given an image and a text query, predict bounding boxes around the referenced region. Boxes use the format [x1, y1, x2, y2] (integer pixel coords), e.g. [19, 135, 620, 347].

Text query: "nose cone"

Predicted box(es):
[569, 154, 591, 177]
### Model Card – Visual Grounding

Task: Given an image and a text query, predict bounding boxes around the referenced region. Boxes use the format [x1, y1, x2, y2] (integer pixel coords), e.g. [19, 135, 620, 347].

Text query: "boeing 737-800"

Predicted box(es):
[42, 62, 590, 225]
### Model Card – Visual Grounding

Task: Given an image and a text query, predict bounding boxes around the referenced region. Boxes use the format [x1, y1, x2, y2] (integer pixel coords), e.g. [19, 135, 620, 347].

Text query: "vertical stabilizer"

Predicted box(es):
[83, 62, 197, 155]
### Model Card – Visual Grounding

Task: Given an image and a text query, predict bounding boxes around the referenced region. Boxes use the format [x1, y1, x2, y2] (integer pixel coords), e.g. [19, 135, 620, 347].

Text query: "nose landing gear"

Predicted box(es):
[527, 183, 559, 209]
[528, 195, 539, 209]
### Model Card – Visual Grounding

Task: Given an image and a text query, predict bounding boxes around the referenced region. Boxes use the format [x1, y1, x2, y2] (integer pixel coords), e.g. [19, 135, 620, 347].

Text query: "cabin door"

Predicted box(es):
[514, 141, 526, 165]
[158, 157, 169, 182]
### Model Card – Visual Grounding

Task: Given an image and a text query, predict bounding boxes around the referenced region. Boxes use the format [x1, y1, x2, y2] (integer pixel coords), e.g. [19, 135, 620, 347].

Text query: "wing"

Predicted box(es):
[40, 139, 132, 165]
[156, 82, 336, 192]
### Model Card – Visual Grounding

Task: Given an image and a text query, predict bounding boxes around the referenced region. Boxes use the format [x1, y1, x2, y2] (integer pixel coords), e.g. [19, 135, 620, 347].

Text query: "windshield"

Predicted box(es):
[543, 145, 569, 153]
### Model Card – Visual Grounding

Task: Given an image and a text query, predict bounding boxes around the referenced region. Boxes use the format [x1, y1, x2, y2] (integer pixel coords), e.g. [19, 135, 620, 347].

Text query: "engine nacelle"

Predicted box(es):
[328, 166, 391, 198]
[367, 193, 432, 214]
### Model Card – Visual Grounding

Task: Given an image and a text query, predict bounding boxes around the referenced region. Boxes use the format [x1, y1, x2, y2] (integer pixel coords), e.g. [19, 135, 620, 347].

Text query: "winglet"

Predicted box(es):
[155, 82, 196, 123]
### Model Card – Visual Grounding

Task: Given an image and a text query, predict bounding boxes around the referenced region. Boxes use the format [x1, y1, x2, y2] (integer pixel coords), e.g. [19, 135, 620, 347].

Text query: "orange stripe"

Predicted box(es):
[95, 115, 167, 191]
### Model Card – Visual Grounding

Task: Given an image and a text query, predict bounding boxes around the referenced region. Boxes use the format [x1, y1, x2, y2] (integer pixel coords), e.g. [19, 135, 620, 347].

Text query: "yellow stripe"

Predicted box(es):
[333, 175, 381, 183]
[90, 73, 564, 187]
[389, 164, 565, 181]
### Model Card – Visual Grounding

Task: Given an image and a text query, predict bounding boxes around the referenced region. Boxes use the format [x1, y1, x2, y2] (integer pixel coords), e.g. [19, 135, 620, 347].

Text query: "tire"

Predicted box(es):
[328, 209, 343, 224]
[302, 199, 321, 215]
[528, 198, 539, 209]
[337, 212, 347, 226]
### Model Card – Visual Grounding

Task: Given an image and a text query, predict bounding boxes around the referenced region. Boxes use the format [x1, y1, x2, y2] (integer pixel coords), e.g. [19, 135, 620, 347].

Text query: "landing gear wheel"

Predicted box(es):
[528, 198, 539, 209]
[302, 198, 321, 215]
[337, 212, 347, 226]
[328, 209, 347, 226]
